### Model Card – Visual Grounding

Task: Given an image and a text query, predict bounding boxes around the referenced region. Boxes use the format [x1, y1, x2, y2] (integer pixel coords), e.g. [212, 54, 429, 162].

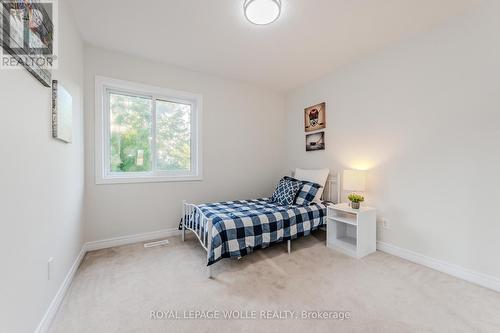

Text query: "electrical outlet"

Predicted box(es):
[382, 219, 390, 229]
[47, 257, 54, 280]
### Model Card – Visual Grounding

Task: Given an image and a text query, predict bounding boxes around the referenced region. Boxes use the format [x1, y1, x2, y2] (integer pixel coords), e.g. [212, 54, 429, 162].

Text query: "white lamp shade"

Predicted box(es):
[343, 170, 366, 192]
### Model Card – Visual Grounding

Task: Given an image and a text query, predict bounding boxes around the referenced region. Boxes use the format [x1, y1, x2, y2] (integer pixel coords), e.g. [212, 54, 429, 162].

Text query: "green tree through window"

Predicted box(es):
[109, 92, 191, 173]
[156, 100, 191, 171]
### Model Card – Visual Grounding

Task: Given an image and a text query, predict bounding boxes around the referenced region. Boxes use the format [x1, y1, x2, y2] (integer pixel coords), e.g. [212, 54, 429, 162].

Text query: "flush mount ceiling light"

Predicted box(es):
[244, 0, 281, 25]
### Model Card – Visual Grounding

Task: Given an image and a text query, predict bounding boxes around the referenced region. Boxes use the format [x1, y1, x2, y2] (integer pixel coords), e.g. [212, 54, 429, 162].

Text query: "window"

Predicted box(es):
[95, 76, 202, 184]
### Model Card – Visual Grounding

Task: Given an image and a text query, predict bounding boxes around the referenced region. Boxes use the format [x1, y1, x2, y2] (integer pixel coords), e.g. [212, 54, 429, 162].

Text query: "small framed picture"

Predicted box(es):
[304, 102, 326, 132]
[306, 131, 325, 151]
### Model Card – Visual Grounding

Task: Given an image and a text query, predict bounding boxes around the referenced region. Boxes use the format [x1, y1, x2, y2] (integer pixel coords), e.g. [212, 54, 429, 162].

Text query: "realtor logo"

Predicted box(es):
[0, 0, 58, 86]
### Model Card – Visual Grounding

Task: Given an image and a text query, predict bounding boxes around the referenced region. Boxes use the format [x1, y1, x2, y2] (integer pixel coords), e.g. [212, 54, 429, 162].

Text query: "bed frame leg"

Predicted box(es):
[207, 265, 213, 279]
[287, 240, 291, 254]
[182, 200, 186, 242]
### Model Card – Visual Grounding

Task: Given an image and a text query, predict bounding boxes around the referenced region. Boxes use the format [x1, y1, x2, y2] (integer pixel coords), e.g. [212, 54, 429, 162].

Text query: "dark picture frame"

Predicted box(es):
[306, 131, 325, 152]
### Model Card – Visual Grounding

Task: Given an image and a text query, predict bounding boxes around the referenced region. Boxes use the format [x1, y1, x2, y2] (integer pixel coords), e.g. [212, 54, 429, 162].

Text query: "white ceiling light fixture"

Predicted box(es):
[244, 0, 281, 25]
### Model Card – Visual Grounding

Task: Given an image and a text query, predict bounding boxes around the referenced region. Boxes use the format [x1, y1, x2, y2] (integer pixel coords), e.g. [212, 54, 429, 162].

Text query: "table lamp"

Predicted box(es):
[343, 170, 366, 208]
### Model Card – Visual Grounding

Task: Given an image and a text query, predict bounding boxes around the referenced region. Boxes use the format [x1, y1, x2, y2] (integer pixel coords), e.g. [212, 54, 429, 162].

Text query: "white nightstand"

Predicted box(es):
[327, 203, 376, 258]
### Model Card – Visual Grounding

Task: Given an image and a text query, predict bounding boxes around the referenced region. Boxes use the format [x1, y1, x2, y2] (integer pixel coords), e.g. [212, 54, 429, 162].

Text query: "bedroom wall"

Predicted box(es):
[83, 46, 286, 242]
[0, 1, 85, 332]
[285, 0, 500, 280]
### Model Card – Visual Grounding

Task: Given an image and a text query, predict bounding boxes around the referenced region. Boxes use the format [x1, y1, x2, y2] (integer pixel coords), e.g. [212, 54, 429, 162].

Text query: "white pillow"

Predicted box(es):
[294, 168, 329, 203]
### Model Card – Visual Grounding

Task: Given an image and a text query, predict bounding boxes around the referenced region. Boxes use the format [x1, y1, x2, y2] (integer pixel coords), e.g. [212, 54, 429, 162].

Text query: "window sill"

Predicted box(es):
[95, 175, 203, 185]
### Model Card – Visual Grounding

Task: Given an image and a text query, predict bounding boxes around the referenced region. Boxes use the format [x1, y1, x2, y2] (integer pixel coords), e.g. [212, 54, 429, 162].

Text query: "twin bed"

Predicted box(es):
[181, 172, 339, 278]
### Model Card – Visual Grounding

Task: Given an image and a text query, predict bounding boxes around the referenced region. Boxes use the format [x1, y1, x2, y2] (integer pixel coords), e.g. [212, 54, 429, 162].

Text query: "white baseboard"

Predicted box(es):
[377, 241, 500, 293]
[36, 228, 181, 332]
[85, 228, 181, 252]
[35, 246, 86, 333]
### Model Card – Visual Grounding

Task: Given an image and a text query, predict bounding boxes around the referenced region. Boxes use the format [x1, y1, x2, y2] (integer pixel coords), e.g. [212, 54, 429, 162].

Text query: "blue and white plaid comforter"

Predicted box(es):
[191, 198, 327, 266]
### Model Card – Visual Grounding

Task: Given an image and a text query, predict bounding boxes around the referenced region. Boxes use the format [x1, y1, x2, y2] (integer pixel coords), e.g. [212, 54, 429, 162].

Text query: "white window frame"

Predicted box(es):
[95, 76, 203, 184]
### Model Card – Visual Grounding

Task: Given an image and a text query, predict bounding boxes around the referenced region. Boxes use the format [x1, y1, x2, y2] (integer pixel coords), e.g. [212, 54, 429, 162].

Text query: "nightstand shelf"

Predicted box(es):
[329, 215, 357, 226]
[327, 203, 376, 258]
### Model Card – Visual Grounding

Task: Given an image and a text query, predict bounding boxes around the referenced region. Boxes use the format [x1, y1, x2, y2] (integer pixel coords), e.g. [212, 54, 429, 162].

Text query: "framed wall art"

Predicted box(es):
[1, 1, 55, 86]
[304, 102, 326, 132]
[306, 131, 325, 152]
[51, 80, 73, 143]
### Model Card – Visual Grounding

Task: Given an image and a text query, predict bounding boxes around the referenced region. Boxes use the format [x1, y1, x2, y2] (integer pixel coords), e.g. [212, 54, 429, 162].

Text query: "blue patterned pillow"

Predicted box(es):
[271, 177, 302, 206]
[285, 176, 321, 206]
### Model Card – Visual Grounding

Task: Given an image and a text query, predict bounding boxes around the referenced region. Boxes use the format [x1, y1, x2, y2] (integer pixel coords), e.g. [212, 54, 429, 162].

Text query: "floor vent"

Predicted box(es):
[144, 239, 169, 248]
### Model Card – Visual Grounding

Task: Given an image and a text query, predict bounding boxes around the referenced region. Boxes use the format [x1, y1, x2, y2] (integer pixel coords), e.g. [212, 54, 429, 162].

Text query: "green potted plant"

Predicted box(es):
[347, 193, 364, 209]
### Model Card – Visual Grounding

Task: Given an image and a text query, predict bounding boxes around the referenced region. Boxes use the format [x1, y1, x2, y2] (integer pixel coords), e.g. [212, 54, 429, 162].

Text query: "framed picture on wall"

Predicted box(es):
[51, 80, 73, 143]
[1, 1, 55, 87]
[306, 131, 325, 151]
[304, 102, 326, 132]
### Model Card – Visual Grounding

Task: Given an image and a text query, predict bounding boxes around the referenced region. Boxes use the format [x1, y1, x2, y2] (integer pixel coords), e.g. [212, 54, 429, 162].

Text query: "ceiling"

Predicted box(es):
[68, 0, 479, 92]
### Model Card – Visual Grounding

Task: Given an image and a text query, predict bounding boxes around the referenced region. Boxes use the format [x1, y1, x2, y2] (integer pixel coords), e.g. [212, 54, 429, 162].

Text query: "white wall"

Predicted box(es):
[84, 46, 286, 242]
[285, 1, 500, 279]
[0, 1, 85, 332]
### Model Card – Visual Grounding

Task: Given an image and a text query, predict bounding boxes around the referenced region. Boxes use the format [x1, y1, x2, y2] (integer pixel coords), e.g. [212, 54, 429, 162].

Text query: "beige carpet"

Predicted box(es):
[50, 231, 500, 333]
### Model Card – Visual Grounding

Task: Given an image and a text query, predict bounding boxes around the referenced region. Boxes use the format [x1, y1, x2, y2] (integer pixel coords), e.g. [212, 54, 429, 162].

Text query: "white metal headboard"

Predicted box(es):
[291, 170, 340, 204]
[323, 172, 340, 204]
